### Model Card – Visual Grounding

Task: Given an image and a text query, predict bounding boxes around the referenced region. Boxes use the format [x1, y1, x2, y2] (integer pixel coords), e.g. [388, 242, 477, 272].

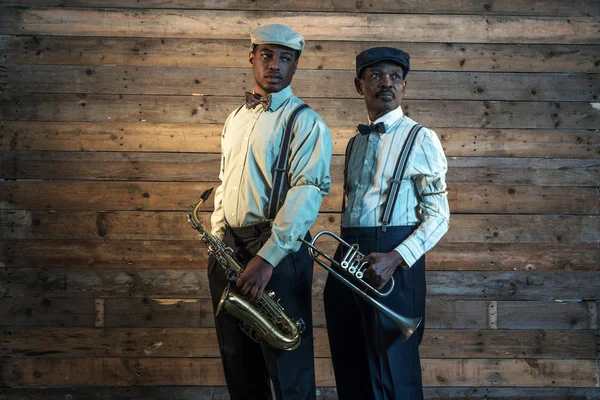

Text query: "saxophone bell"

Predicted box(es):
[187, 189, 304, 351]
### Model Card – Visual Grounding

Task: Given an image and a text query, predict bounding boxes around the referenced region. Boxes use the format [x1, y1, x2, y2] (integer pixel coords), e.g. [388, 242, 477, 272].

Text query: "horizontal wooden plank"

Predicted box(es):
[3, 36, 600, 73]
[0, 297, 95, 327]
[3, 94, 598, 129]
[0, 357, 596, 387]
[3, 211, 598, 245]
[1, 0, 599, 16]
[1, 296, 596, 329]
[3, 181, 597, 214]
[3, 152, 599, 187]
[5, 65, 599, 102]
[1, 387, 599, 400]
[496, 301, 599, 329]
[2, 240, 598, 271]
[2, 9, 599, 44]
[2, 267, 599, 301]
[2, 121, 598, 158]
[1, 327, 597, 359]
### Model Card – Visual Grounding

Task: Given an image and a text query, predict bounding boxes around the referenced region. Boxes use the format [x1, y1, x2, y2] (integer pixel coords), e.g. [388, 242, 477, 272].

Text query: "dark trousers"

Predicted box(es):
[207, 222, 316, 400]
[324, 226, 426, 400]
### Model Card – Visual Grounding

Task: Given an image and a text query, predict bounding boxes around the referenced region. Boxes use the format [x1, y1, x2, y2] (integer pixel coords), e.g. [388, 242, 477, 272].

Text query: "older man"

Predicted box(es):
[324, 47, 450, 399]
[209, 24, 332, 400]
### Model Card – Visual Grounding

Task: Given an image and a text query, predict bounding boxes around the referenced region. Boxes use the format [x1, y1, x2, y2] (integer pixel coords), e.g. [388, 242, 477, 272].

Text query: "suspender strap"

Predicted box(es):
[381, 124, 423, 232]
[267, 103, 310, 219]
[342, 135, 357, 213]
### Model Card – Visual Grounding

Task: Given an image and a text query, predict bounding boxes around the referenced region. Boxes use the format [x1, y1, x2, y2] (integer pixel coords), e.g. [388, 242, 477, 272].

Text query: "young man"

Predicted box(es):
[209, 24, 332, 400]
[324, 47, 450, 399]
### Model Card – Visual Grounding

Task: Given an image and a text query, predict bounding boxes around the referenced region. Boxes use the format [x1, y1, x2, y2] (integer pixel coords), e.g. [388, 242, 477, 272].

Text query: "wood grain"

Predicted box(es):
[0, 297, 596, 330]
[2, 239, 598, 270]
[0, 357, 596, 387]
[2, 121, 598, 158]
[1, 327, 597, 359]
[3, 36, 600, 73]
[3, 94, 598, 129]
[1, 0, 599, 16]
[5, 65, 599, 102]
[2, 211, 598, 244]
[0, 386, 598, 400]
[2, 267, 599, 301]
[3, 181, 597, 214]
[2, 152, 598, 187]
[2, 9, 599, 44]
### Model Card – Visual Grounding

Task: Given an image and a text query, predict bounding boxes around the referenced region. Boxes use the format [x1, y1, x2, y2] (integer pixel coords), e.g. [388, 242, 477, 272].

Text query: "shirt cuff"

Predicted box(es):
[394, 238, 424, 268]
[211, 229, 225, 241]
[257, 239, 289, 267]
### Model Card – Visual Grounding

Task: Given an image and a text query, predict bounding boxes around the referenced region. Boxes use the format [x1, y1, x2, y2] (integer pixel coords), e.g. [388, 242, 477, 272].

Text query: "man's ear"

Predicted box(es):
[355, 77, 364, 96]
[249, 50, 254, 68]
[402, 79, 407, 94]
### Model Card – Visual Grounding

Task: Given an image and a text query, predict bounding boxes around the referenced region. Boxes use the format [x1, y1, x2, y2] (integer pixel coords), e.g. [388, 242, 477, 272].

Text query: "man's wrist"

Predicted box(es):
[392, 248, 409, 269]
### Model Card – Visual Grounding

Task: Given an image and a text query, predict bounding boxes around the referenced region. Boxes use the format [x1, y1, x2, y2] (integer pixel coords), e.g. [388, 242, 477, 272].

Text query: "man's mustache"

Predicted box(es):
[376, 89, 395, 98]
[265, 73, 283, 79]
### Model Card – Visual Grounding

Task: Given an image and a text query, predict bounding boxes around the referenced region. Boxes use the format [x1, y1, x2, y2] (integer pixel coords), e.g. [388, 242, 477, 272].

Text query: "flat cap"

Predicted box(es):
[250, 24, 305, 56]
[356, 47, 410, 78]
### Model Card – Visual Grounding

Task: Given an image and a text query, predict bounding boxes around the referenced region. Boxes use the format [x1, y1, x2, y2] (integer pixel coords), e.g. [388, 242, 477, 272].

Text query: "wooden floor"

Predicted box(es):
[0, 0, 599, 398]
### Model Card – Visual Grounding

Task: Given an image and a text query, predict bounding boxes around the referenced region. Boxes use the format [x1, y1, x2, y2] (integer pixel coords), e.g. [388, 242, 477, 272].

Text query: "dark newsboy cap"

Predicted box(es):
[356, 47, 410, 79]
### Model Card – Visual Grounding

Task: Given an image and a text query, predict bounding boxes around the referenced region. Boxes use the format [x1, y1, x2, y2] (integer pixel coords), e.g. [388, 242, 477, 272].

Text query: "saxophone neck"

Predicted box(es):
[187, 187, 215, 232]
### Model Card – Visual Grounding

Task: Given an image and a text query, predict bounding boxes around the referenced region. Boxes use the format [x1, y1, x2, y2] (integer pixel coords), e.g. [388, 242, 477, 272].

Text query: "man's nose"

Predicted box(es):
[268, 57, 281, 70]
[379, 74, 393, 87]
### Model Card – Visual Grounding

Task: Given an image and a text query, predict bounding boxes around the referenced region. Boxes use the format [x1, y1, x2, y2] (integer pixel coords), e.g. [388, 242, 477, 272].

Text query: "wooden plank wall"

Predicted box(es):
[0, 1, 599, 399]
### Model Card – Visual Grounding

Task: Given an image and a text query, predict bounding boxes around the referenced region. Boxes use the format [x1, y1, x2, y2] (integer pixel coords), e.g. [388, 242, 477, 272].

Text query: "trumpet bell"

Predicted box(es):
[299, 230, 423, 343]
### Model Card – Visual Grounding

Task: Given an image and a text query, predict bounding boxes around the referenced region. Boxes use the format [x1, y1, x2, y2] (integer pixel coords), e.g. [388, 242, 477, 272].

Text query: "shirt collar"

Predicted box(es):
[255, 85, 293, 112]
[368, 105, 404, 133]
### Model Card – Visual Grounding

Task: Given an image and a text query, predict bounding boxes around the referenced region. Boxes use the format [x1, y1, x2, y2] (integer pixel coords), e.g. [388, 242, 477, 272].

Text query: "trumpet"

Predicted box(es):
[298, 230, 422, 343]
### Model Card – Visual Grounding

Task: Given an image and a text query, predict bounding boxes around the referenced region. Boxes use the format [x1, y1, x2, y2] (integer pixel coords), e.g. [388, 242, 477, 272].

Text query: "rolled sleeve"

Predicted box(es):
[394, 129, 450, 267]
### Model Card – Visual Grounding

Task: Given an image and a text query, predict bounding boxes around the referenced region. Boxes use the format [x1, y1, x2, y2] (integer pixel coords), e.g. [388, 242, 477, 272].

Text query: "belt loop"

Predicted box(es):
[381, 224, 388, 233]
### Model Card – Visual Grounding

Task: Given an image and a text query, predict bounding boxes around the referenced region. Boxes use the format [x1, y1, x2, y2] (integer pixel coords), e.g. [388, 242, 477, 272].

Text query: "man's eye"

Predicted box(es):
[281, 57, 291, 62]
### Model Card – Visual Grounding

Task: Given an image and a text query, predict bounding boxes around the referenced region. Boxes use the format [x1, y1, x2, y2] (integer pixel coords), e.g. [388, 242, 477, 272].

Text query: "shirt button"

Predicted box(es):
[233, 187, 237, 191]
[245, 137, 249, 141]
[231, 213, 235, 217]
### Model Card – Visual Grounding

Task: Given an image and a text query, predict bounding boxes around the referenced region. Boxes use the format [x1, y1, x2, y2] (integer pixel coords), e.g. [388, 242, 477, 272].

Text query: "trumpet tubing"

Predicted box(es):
[299, 230, 422, 343]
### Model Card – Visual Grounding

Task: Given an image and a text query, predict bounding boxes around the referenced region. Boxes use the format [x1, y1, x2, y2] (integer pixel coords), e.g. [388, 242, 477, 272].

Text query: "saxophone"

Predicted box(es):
[187, 188, 305, 351]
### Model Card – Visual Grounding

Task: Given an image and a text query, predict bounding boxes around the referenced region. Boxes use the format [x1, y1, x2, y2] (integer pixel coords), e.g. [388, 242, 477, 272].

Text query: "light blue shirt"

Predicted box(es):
[343, 105, 450, 267]
[211, 85, 332, 267]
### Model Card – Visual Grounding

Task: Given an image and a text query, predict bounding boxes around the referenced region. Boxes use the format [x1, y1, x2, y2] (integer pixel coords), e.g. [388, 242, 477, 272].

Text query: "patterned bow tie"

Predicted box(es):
[357, 122, 386, 135]
[245, 92, 272, 110]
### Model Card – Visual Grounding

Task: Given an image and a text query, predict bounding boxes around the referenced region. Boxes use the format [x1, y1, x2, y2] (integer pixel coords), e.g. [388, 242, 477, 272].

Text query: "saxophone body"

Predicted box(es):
[187, 188, 304, 351]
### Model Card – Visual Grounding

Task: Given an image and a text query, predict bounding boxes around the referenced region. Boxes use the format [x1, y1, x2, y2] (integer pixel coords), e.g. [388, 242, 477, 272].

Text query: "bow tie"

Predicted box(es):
[245, 92, 272, 110]
[357, 122, 386, 135]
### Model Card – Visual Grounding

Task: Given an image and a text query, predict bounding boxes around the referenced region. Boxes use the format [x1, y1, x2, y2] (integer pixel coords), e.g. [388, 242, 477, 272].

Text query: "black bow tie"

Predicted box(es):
[245, 92, 272, 110]
[357, 122, 386, 135]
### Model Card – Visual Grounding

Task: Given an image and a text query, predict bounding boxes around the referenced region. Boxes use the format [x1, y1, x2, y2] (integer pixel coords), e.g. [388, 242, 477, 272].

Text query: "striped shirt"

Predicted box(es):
[342, 105, 450, 267]
[211, 85, 332, 267]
